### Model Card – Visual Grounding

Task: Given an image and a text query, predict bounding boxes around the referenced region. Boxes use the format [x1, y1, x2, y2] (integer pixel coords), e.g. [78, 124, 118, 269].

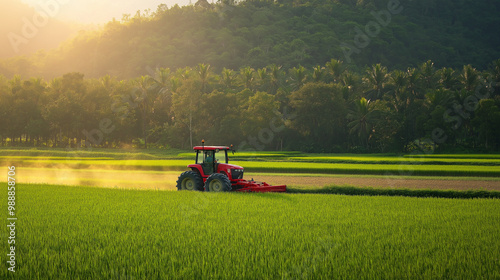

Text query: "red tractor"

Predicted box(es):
[176, 143, 286, 192]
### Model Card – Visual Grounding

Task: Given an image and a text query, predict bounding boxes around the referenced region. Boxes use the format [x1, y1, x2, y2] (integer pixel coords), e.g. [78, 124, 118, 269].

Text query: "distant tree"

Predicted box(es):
[419, 60, 438, 90]
[312, 65, 326, 82]
[197, 63, 212, 93]
[268, 64, 283, 94]
[43, 73, 87, 147]
[339, 71, 360, 101]
[220, 68, 236, 90]
[460, 65, 480, 92]
[386, 70, 409, 114]
[325, 59, 344, 83]
[200, 90, 240, 144]
[290, 82, 346, 152]
[491, 59, 500, 96]
[240, 66, 255, 90]
[363, 64, 389, 100]
[347, 97, 379, 149]
[438, 67, 460, 91]
[256, 67, 269, 91]
[133, 75, 156, 148]
[472, 99, 500, 149]
[241, 91, 281, 149]
[171, 79, 203, 148]
[406, 68, 423, 101]
[289, 66, 307, 91]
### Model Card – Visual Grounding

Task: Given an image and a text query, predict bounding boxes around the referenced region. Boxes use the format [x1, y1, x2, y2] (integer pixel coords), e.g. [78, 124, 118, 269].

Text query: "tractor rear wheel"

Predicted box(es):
[205, 173, 232, 192]
[177, 171, 204, 191]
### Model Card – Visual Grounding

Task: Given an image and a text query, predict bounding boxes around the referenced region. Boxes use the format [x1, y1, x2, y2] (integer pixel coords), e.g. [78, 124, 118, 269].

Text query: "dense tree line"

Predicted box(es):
[1, 0, 499, 79]
[1, 59, 499, 153]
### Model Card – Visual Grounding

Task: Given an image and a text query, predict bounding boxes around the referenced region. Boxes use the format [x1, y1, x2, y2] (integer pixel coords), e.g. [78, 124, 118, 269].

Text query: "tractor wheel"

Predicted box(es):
[205, 173, 232, 192]
[176, 171, 204, 191]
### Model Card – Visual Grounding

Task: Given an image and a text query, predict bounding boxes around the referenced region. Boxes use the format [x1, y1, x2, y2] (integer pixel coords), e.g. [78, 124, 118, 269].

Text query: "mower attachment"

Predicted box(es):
[233, 179, 287, 192]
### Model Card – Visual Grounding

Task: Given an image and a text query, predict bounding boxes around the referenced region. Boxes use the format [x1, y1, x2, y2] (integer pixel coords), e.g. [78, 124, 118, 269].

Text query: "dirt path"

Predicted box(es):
[10, 167, 500, 191]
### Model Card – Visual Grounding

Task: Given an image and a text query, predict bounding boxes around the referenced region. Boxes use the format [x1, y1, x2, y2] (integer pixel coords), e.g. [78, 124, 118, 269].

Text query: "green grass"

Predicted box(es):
[287, 185, 500, 199]
[288, 156, 500, 165]
[0, 147, 187, 160]
[0, 156, 115, 160]
[403, 154, 500, 159]
[2, 183, 499, 279]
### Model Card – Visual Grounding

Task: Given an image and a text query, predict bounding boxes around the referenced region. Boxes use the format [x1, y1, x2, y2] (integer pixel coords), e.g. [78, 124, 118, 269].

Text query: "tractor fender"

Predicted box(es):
[218, 170, 230, 179]
[188, 164, 205, 178]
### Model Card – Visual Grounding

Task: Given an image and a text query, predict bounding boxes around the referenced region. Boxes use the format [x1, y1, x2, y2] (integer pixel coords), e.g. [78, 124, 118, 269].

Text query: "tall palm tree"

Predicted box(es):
[257, 67, 268, 91]
[325, 59, 344, 83]
[340, 71, 360, 100]
[170, 78, 181, 93]
[363, 64, 389, 100]
[425, 88, 451, 110]
[220, 68, 235, 90]
[240, 66, 255, 90]
[268, 64, 282, 94]
[312, 65, 325, 82]
[178, 67, 192, 81]
[151, 68, 171, 95]
[460, 64, 479, 92]
[406, 67, 423, 100]
[419, 60, 437, 90]
[289, 65, 307, 91]
[197, 63, 211, 93]
[347, 97, 379, 148]
[134, 75, 155, 149]
[438, 67, 459, 90]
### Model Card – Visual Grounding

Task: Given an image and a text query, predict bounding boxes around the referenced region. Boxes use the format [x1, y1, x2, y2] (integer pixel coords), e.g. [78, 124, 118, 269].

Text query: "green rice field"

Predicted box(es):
[2, 148, 500, 177]
[1, 148, 500, 278]
[1, 183, 500, 279]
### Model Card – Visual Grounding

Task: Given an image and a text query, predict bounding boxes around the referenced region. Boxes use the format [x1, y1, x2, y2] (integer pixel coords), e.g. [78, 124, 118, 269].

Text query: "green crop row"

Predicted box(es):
[2, 183, 499, 279]
[4, 158, 499, 177]
[233, 161, 500, 177]
[403, 154, 500, 159]
[287, 156, 500, 165]
[287, 185, 500, 199]
[0, 147, 185, 160]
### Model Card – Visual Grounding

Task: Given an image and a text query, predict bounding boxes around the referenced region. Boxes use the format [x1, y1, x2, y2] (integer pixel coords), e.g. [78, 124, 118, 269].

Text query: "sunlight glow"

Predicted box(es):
[19, 0, 191, 23]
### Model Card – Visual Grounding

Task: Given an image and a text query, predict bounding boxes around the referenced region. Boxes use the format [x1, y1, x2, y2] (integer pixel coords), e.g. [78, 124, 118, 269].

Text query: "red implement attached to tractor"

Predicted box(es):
[176, 142, 286, 192]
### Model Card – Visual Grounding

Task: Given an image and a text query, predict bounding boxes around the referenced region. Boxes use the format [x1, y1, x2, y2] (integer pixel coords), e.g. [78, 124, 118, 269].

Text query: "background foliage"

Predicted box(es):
[1, 59, 500, 152]
[1, 0, 500, 152]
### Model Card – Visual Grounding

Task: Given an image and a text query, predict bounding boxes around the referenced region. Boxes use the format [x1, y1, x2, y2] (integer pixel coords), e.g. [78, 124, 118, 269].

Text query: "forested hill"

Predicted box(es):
[1, 0, 499, 79]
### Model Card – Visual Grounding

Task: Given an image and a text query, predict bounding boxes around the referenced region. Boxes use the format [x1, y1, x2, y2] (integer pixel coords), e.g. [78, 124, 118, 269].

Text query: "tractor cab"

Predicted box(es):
[195, 146, 228, 175]
[188, 144, 242, 179]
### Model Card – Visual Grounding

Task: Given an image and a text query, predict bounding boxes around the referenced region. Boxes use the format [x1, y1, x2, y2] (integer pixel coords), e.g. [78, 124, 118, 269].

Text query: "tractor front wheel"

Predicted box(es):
[205, 173, 232, 192]
[176, 171, 204, 191]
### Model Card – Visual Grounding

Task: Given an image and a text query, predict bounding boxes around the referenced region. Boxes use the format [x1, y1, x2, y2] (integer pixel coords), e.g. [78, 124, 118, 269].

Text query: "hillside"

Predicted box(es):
[1, 0, 499, 79]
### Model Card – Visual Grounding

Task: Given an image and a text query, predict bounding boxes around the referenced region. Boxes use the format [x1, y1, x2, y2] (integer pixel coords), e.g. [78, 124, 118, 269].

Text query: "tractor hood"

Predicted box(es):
[218, 163, 243, 171]
[219, 163, 244, 180]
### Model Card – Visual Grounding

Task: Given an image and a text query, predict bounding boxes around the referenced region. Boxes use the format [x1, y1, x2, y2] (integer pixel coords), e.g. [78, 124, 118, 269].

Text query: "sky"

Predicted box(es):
[20, 0, 192, 24]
